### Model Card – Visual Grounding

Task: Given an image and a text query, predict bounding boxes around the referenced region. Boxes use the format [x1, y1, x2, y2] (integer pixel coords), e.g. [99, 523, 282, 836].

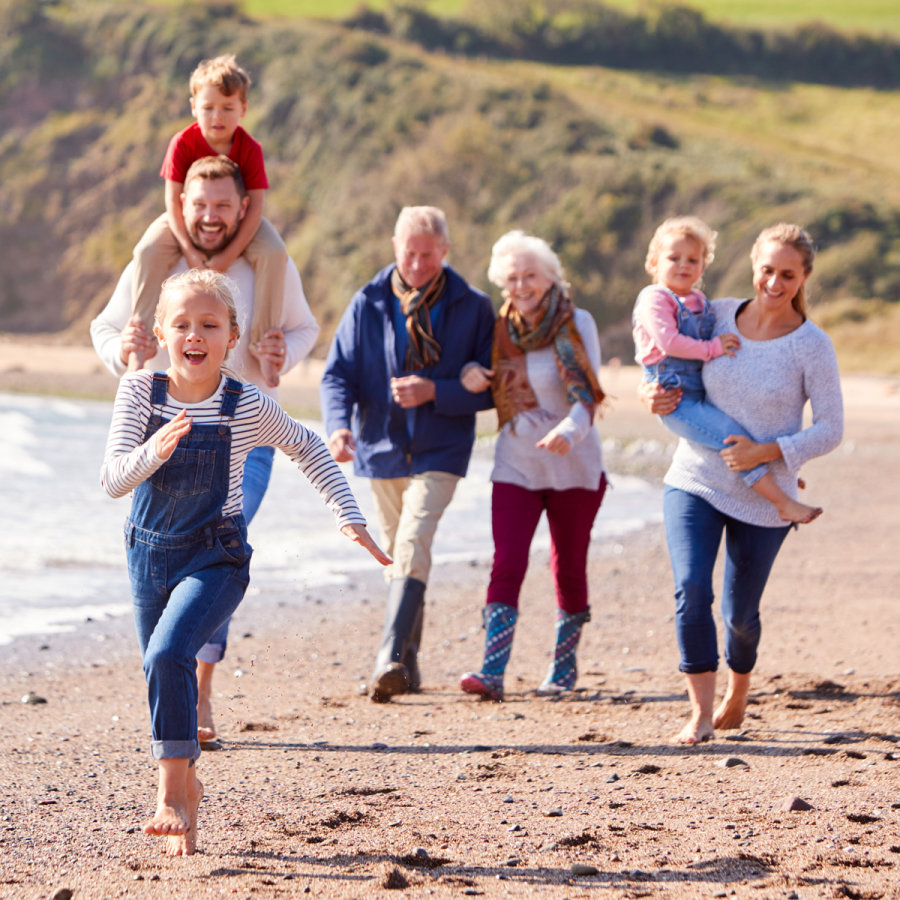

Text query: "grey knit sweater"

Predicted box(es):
[665, 297, 844, 527]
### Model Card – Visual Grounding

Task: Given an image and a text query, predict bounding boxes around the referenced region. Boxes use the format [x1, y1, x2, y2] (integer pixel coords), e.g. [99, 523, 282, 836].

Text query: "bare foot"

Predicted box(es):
[257, 354, 281, 389]
[143, 799, 189, 838]
[197, 693, 216, 744]
[126, 349, 145, 372]
[673, 713, 714, 745]
[713, 693, 748, 730]
[776, 497, 822, 525]
[164, 774, 204, 857]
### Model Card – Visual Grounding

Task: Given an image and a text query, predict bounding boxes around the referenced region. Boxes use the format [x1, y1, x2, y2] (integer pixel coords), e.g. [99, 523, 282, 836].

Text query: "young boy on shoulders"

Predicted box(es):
[131, 54, 287, 386]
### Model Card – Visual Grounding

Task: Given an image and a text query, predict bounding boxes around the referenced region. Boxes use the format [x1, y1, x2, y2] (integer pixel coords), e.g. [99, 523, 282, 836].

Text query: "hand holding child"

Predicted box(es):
[340, 523, 393, 566]
[120, 316, 158, 368]
[720, 434, 770, 472]
[154, 408, 192, 460]
[719, 331, 741, 357]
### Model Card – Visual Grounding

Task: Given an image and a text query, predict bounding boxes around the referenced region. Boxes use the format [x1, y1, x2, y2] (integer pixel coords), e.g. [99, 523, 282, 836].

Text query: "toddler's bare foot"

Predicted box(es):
[776, 497, 822, 525]
[164, 774, 203, 857]
[673, 714, 714, 745]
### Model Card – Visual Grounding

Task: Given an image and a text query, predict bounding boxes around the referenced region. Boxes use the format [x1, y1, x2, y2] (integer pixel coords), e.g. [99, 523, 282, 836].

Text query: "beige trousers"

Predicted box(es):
[132, 213, 287, 346]
[370, 471, 460, 584]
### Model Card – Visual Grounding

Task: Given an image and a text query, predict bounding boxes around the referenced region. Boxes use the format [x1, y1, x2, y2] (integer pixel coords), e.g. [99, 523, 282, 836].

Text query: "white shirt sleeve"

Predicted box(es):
[280, 259, 320, 374]
[90, 263, 138, 378]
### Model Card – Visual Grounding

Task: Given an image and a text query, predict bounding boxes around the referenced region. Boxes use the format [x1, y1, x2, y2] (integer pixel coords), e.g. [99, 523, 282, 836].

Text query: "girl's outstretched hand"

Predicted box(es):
[341, 523, 393, 566]
[154, 408, 192, 460]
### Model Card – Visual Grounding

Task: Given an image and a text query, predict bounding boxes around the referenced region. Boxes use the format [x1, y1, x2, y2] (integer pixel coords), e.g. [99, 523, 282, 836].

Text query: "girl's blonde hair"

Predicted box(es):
[155, 269, 242, 370]
[487, 230, 569, 292]
[645, 216, 717, 281]
[751, 223, 815, 319]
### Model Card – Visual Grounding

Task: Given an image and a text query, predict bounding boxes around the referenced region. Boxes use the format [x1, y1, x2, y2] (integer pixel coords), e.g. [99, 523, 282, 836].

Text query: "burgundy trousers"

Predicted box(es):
[486, 474, 607, 614]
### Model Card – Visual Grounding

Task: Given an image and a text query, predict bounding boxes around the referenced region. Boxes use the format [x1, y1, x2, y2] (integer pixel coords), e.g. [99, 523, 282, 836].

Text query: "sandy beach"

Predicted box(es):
[2, 337, 900, 899]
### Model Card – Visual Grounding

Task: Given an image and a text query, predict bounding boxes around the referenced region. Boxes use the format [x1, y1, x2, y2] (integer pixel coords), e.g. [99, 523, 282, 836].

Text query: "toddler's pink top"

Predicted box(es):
[632, 285, 725, 366]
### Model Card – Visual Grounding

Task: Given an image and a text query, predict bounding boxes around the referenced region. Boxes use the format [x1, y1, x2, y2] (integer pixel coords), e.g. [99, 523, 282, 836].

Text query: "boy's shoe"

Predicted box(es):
[460, 671, 504, 701]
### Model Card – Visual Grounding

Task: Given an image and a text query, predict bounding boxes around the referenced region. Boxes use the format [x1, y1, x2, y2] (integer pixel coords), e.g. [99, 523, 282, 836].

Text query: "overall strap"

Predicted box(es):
[150, 372, 169, 405]
[219, 378, 243, 418]
[663, 287, 689, 314]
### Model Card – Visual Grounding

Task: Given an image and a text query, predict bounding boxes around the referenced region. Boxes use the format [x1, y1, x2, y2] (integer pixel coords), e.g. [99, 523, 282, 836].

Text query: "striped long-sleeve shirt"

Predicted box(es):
[101, 371, 365, 529]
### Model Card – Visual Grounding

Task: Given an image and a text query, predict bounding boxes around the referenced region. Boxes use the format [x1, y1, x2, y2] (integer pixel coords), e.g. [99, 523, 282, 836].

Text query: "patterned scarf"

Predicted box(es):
[492, 285, 605, 430]
[391, 267, 448, 371]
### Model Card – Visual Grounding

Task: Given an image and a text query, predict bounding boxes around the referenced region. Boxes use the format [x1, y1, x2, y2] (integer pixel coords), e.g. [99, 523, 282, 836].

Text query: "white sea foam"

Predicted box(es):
[0, 392, 661, 648]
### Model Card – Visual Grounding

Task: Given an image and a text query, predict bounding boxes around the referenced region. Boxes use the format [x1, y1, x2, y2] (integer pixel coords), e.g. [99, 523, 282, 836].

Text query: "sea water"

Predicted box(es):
[0, 392, 662, 648]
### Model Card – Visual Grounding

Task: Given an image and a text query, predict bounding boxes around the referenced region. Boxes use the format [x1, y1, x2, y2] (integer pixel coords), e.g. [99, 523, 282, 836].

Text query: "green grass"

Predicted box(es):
[147, 0, 900, 34]
[603, 0, 900, 35]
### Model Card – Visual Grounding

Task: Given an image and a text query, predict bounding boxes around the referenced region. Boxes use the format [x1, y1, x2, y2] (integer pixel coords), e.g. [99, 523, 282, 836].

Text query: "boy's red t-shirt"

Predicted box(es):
[160, 122, 268, 190]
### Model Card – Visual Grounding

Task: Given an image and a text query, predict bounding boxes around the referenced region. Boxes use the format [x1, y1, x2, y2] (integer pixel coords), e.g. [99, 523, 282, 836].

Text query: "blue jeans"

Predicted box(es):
[196, 445, 274, 664]
[643, 363, 767, 488]
[663, 487, 790, 675]
[130, 517, 251, 760]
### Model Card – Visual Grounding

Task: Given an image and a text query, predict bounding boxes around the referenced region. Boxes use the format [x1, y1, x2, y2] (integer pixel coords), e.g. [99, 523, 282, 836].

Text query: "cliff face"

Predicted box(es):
[2, 1, 899, 367]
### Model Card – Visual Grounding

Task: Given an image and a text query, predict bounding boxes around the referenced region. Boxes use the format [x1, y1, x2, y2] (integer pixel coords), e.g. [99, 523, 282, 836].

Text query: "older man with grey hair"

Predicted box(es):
[321, 206, 496, 702]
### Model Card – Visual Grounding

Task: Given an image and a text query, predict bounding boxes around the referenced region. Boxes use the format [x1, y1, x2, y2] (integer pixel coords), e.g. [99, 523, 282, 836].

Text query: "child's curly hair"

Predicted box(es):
[189, 54, 251, 102]
[645, 216, 717, 279]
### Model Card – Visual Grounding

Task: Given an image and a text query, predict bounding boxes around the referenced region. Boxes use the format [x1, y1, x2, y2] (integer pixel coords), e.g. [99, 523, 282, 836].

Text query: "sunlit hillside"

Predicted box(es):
[2, 0, 899, 371]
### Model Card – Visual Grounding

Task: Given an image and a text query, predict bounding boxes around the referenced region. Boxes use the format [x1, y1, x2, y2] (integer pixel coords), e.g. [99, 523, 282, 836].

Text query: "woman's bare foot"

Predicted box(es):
[775, 496, 822, 524]
[164, 773, 204, 857]
[675, 671, 717, 745]
[673, 713, 714, 745]
[713, 670, 751, 730]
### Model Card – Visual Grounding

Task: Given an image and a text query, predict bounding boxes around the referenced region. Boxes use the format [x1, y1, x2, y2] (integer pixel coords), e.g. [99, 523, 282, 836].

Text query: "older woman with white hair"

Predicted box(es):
[459, 230, 607, 700]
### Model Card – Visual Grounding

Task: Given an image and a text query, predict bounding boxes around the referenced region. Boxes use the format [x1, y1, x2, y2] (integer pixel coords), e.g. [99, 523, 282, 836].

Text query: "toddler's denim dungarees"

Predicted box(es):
[642, 292, 766, 488]
[126, 373, 252, 761]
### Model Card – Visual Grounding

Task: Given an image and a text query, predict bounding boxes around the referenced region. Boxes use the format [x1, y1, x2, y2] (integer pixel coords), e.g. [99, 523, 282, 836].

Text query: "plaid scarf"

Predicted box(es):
[492, 285, 604, 430]
[391, 267, 448, 371]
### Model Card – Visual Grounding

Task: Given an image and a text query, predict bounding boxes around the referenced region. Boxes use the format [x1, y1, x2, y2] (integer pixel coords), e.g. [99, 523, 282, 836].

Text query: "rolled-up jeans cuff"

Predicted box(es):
[196, 642, 226, 664]
[151, 739, 201, 761]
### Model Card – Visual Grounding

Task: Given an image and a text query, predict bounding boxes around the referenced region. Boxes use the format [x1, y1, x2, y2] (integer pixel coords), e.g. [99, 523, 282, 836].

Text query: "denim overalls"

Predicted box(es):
[642, 291, 765, 487]
[127, 373, 252, 761]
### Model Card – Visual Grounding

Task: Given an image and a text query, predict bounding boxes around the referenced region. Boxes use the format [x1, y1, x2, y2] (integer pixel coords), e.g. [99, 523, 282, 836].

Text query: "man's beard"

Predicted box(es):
[186, 219, 237, 256]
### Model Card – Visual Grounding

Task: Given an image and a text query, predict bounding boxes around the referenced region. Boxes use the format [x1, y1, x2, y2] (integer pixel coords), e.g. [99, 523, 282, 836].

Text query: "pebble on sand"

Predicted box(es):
[717, 757, 749, 768]
[571, 862, 600, 877]
[780, 796, 815, 812]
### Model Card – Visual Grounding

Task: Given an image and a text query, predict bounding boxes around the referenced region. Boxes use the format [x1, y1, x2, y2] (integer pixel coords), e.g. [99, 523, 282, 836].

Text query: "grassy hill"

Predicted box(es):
[2, 0, 899, 372]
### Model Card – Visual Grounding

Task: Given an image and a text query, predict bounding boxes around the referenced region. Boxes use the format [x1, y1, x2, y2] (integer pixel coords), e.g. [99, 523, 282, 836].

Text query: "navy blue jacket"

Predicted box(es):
[321, 263, 496, 479]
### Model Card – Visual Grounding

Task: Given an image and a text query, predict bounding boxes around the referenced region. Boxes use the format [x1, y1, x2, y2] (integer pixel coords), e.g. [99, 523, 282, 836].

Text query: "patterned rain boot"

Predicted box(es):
[537, 607, 591, 695]
[459, 602, 519, 701]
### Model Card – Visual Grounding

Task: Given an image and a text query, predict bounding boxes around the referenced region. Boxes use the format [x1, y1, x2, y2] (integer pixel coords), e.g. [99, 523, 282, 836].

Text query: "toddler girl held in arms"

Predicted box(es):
[633, 216, 821, 525]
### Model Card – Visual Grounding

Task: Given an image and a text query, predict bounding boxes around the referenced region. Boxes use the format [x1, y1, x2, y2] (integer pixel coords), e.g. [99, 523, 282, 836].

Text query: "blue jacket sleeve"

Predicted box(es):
[320, 295, 362, 437]
[433, 291, 496, 416]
